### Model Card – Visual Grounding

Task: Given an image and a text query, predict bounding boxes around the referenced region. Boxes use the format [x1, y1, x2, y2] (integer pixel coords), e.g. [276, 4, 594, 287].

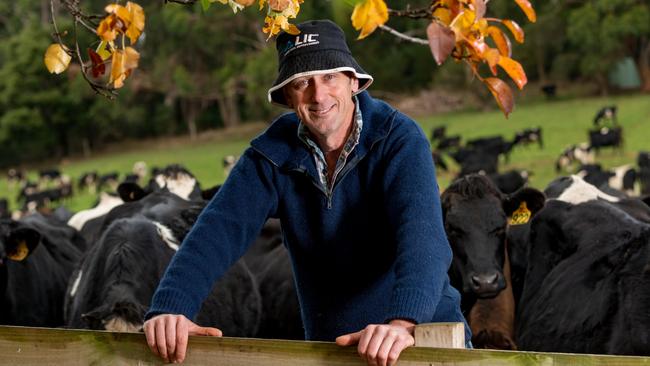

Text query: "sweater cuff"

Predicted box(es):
[144, 288, 200, 321]
[384, 288, 436, 325]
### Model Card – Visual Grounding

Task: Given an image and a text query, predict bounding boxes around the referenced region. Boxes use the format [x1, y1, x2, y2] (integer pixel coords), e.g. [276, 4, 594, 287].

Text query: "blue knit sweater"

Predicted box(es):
[146, 91, 467, 341]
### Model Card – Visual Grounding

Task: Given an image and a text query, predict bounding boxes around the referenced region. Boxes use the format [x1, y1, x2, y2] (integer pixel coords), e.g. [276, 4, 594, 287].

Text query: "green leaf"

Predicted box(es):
[201, 0, 211, 12]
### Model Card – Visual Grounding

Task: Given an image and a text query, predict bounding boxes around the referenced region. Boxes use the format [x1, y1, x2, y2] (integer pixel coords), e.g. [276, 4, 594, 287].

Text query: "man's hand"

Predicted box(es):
[143, 314, 222, 364]
[335, 319, 415, 366]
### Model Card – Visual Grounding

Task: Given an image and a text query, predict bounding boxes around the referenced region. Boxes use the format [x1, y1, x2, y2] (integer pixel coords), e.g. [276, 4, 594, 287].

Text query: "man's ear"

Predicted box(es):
[350, 75, 359, 93]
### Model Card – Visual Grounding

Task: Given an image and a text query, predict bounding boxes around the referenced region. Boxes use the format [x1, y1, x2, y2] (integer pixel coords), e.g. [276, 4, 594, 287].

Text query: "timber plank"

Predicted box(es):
[0, 326, 649, 365]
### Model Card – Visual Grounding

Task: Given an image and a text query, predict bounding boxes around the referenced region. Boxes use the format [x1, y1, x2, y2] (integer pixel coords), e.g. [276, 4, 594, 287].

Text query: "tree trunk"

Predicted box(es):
[535, 31, 547, 83]
[180, 99, 199, 140]
[638, 37, 650, 92]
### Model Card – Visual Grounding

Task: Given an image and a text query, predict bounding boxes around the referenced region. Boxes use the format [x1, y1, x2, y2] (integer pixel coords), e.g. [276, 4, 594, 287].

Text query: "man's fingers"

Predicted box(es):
[165, 316, 178, 361]
[154, 319, 170, 362]
[386, 338, 413, 366]
[143, 320, 160, 358]
[335, 331, 363, 346]
[175, 320, 189, 364]
[189, 324, 223, 337]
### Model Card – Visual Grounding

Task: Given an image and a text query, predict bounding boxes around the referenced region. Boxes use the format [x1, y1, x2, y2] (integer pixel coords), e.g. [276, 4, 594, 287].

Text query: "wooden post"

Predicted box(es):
[414, 322, 465, 349]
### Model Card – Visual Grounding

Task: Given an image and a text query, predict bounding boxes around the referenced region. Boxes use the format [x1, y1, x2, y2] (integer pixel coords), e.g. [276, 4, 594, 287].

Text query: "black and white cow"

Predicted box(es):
[65, 216, 262, 337]
[512, 127, 543, 149]
[488, 170, 529, 194]
[588, 126, 623, 154]
[638, 151, 650, 195]
[144, 164, 202, 201]
[555, 143, 595, 173]
[516, 177, 650, 355]
[593, 105, 617, 126]
[0, 214, 84, 326]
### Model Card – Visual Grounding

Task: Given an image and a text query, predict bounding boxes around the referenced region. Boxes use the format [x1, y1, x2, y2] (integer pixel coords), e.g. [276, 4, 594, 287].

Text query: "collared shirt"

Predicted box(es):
[297, 96, 363, 194]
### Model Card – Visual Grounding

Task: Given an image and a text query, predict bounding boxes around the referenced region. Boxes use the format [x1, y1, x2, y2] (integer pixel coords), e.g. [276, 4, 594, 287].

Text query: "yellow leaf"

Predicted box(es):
[497, 56, 527, 89]
[44, 43, 71, 74]
[502, 19, 524, 43]
[433, 7, 452, 25]
[125, 2, 145, 44]
[351, 0, 388, 40]
[483, 47, 500, 68]
[110, 47, 140, 89]
[259, 0, 267, 10]
[514, 0, 536, 23]
[487, 26, 511, 57]
[484, 77, 514, 118]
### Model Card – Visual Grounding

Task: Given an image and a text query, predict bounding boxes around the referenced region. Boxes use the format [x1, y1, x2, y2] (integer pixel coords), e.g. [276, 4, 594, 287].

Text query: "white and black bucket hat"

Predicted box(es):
[267, 19, 374, 108]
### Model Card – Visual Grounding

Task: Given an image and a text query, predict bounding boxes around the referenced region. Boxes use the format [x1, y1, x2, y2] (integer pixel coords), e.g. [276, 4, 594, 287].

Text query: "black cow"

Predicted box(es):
[512, 127, 543, 149]
[450, 147, 499, 177]
[431, 150, 448, 172]
[78, 171, 98, 192]
[430, 126, 446, 142]
[242, 219, 303, 340]
[638, 152, 650, 195]
[144, 164, 202, 201]
[588, 126, 623, 153]
[97, 172, 120, 192]
[65, 217, 262, 336]
[516, 196, 650, 355]
[441, 174, 545, 349]
[6, 168, 25, 187]
[436, 135, 462, 151]
[540, 84, 556, 99]
[0, 214, 84, 326]
[593, 105, 617, 126]
[38, 169, 61, 182]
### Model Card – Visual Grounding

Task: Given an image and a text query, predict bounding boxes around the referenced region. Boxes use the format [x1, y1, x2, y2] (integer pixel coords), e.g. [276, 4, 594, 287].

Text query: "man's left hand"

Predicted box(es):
[335, 319, 415, 366]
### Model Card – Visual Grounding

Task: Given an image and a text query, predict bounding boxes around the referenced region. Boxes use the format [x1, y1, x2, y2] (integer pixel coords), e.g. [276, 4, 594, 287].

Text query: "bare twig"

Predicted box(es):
[165, 0, 198, 4]
[379, 24, 428, 45]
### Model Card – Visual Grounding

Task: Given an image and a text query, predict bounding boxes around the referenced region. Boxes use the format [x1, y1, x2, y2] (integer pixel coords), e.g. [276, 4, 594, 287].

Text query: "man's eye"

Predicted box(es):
[293, 80, 308, 89]
[324, 74, 335, 81]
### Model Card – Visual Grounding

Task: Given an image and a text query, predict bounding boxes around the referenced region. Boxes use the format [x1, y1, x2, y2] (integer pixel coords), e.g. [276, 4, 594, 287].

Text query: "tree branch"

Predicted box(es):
[379, 24, 428, 45]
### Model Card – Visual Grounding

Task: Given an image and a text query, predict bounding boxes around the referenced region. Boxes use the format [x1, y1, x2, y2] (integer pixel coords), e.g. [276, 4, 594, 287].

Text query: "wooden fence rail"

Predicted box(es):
[0, 325, 649, 365]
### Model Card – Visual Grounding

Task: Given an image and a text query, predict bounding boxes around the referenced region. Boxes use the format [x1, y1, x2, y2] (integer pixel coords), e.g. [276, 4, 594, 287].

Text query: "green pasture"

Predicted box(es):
[1, 94, 649, 213]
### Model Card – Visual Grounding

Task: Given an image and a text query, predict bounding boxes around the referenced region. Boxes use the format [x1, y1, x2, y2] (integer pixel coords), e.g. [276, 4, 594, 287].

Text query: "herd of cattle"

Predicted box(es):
[1, 104, 649, 356]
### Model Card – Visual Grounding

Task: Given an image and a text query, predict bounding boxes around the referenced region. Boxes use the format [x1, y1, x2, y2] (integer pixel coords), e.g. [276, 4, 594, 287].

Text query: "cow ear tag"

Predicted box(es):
[7, 240, 30, 261]
[509, 201, 531, 225]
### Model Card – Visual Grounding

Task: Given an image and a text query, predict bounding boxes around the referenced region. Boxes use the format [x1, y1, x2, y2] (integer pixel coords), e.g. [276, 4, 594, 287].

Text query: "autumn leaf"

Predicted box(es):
[426, 22, 456, 65]
[110, 46, 140, 88]
[96, 41, 112, 60]
[433, 7, 452, 25]
[97, 15, 119, 42]
[88, 48, 106, 78]
[487, 26, 511, 57]
[497, 56, 527, 89]
[514, 0, 536, 23]
[44, 43, 71, 74]
[502, 19, 524, 43]
[483, 47, 500, 69]
[262, 15, 299, 39]
[351, 0, 388, 40]
[125, 2, 145, 44]
[484, 77, 514, 118]
[215, 0, 245, 13]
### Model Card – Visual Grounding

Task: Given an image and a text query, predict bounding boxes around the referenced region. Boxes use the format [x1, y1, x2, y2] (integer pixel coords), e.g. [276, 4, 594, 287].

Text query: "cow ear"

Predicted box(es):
[7, 227, 41, 261]
[81, 306, 108, 329]
[503, 188, 546, 225]
[117, 182, 146, 202]
[641, 195, 650, 208]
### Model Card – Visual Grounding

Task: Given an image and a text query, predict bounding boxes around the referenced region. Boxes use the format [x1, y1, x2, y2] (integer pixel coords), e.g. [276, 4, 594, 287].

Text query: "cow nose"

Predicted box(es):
[470, 273, 501, 294]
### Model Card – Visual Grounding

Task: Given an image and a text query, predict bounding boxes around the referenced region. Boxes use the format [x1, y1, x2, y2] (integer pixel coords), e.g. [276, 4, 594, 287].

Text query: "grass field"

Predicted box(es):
[2, 93, 649, 213]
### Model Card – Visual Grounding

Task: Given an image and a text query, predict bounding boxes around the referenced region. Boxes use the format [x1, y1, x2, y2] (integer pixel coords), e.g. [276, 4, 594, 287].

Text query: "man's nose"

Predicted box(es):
[310, 79, 327, 103]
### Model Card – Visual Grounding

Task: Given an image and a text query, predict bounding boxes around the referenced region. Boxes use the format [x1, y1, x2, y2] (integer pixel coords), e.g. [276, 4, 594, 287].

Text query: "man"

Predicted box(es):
[144, 19, 469, 366]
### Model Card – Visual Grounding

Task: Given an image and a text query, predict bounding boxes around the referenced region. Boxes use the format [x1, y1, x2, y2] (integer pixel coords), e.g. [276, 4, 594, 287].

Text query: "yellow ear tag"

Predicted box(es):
[7, 241, 29, 261]
[509, 201, 531, 226]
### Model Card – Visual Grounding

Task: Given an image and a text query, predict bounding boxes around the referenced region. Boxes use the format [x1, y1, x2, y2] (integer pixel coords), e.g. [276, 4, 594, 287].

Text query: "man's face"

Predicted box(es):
[284, 72, 359, 141]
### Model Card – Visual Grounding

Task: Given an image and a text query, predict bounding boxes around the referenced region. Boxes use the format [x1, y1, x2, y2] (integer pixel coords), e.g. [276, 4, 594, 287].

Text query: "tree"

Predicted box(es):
[566, 0, 650, 93]
[48, 0, 537, 117]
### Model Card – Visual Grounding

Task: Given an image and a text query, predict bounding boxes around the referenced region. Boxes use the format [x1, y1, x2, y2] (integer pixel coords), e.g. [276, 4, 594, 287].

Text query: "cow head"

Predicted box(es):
[81, 300, 147, 332]
[441, 174, 545, 305]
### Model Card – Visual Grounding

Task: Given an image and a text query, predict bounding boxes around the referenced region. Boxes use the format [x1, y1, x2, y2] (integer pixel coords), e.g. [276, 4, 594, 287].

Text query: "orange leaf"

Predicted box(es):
[44, 43, 71, 74]
[87, 48, 106, 78]
[487, 26, 511, 57]
[97, 15, 119, 42]
[433, 7, 452, 25]
[484, 77, 514, 118]
[483, 48, 500, 68]
[426, 22, 456, 65]
[497, 56, 527, 89]
[502, 19, 524, 43]
[351, 0, 388, 40]
[514, 0, 536, 23]
[109, 47, 140, 88]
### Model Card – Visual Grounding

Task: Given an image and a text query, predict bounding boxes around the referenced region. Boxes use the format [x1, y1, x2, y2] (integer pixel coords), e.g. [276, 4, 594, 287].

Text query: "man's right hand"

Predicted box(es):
[143, 314, 222, 363]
